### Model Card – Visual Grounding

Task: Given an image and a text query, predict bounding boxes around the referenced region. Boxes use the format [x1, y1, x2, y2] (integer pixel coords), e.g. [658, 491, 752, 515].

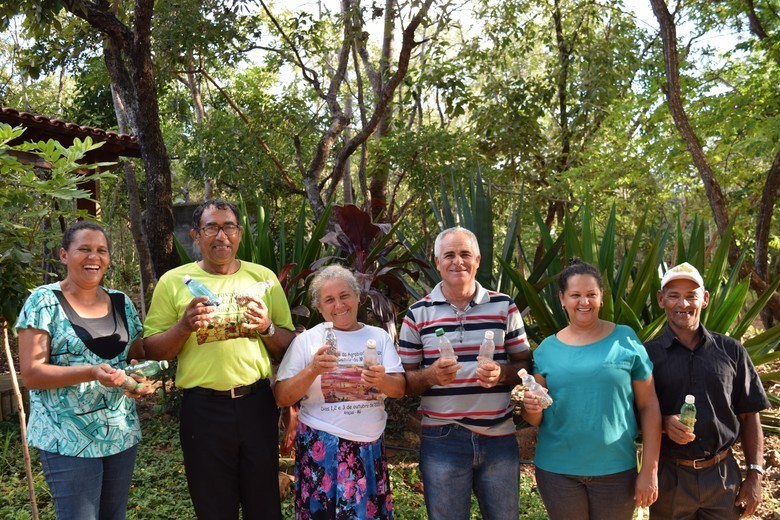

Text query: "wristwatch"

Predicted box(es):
[748, 464, 765, 475]
[261, 322, 276, 338]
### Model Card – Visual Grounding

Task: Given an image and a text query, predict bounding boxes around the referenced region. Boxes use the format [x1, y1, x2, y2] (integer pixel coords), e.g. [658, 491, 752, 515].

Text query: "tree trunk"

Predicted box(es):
[110, 85, 156, 313]
[343, 82, 354, 205]
[367, 0, 397, 220]
[651, 0, 780, 321]
[66, 0, 178, 279]
[186, 68, 212, 198]
[650, 0, 730, 236]
[328, 0, 434, 215]
[756, 152, 780, 327]
[553, 0, 571, 175]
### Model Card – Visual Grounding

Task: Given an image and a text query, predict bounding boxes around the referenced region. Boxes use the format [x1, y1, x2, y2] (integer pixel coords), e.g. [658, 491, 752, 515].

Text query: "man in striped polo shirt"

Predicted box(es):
[400, 226, 532, 520]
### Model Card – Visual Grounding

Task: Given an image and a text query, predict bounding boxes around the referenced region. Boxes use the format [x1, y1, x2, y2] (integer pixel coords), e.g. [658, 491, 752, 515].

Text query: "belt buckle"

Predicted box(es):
[229, 387, 243, 399]
[691, 457, 707, 469]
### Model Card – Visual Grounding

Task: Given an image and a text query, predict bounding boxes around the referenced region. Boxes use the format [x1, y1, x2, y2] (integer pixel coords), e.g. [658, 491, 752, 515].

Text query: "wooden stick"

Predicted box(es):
[2, 321, 39, 519]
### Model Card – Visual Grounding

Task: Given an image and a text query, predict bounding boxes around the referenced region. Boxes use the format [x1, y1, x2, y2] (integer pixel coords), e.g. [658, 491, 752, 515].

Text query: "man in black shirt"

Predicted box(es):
[645, 262, 770, 519]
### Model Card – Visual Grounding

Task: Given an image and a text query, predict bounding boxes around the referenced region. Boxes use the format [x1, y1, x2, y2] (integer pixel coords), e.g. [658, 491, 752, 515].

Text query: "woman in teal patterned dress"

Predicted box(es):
[16, 221, 147, 520]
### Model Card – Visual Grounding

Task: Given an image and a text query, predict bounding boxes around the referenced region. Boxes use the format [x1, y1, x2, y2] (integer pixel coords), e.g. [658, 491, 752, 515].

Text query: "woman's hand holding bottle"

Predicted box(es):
[309, 346, 339, 376]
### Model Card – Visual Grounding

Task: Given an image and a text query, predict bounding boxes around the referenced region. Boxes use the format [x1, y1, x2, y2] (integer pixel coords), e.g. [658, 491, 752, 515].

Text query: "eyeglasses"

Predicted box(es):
[199, 224, 241, 237]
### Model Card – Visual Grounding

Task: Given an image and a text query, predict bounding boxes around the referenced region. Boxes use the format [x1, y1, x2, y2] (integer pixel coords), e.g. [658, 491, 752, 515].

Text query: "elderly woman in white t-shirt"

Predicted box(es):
[275, 265, 405, 519]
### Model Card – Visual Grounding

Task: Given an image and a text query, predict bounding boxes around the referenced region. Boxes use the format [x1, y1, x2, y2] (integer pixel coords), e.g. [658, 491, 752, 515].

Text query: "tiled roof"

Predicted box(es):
[0, 106, 141, 158]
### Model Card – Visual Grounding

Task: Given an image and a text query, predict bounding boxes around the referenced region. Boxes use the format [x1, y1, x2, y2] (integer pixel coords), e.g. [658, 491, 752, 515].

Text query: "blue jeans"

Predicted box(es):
[39, 444, 138, 520]
[419, 424, 520, 520]
[534, 466, 637, 520]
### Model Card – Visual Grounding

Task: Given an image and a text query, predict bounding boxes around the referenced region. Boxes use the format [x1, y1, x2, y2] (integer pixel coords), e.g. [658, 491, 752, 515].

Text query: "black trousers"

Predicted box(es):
[650, 454, 742, 520]
[180, 384, 281, 520]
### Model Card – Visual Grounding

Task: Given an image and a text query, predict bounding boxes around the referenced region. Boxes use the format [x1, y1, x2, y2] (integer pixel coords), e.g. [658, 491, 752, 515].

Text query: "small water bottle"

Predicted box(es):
[435, 328, 457, 360]
[235, 280, 274, 306]
[477, 330, 495, 366]
[323, 322, 339, 357]
[125, 360, 169, 377]
[364, 339, 380, 368]
[121, 360, 169, 393]
[183, 275, 221, 306]
[518, 368, 553, 409]
[680, 394, 696, 430]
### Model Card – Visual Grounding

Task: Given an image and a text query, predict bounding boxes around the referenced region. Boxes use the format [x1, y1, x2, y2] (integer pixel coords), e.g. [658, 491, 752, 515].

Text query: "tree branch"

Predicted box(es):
[258, 0, 327, 100]
[329, 0, 435, 198]
[301, 0, 355, 219]
[651, 0, 780, 320]
[62, 0, 133, 56]
[742, 0, 780, 66]
[650, 0, 730, 235]
[754, 151, 780, 281]
[184, 67, 299, 192]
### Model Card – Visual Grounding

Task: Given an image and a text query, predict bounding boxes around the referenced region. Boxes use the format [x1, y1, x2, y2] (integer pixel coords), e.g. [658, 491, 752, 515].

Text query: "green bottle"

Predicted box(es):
[125, 360, 169, 377]
[680, 394, 696, 430]
[121, 360, 169, 393]
[435, 328, 457, 360]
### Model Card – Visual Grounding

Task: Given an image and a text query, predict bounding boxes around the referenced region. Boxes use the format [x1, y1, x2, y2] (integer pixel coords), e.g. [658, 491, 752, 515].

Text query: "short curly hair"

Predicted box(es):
[310, 265, 361, 308]
[191, 199, 240, 232]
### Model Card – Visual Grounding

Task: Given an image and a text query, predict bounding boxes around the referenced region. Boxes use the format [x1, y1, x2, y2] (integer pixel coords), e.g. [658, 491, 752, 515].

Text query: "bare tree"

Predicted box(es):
[260, 0, 436, 221]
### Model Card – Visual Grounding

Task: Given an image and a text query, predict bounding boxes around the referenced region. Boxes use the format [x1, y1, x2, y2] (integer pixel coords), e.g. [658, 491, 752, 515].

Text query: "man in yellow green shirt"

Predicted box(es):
[144, 199, 295, 520]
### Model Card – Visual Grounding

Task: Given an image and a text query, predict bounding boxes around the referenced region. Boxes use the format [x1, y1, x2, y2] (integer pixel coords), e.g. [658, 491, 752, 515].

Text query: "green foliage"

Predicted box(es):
[509, 200, 780, 348]
[153, 0, 264, 74]
[0, 123, 114, 324]
[164, 62, 326, 201]
[64, 56, 117, 130]
[321, 205, 426, 334]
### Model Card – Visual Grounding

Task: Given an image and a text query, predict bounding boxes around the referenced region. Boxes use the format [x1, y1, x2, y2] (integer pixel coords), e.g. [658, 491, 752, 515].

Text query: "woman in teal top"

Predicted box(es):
[16, 221, 147, 520]
[521, 259, 662, 520]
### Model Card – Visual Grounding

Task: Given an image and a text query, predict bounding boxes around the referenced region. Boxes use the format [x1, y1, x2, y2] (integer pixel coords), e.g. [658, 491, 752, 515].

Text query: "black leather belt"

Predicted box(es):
[184, 379, 269, 399]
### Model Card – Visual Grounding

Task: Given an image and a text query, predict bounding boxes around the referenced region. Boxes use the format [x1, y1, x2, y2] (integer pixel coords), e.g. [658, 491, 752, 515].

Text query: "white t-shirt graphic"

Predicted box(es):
[277, 323, 404, 442]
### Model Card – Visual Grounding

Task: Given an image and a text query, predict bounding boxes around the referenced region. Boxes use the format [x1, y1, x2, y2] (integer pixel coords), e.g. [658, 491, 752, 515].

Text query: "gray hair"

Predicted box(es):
[433, 226, 480, 259]
[310, 265, 361, 307]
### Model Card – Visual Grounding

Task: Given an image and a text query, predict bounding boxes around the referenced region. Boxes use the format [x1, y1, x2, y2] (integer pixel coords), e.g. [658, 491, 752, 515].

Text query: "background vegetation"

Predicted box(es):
[0, 0, 779, 517]
[0, 1, 777, 319]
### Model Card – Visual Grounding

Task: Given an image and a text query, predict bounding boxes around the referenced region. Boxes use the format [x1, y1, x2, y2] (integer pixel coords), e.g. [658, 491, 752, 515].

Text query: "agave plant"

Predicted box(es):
[426, 168, 522, 295]
[499, 201, 669, 343]
[505, 200, 780, 361]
